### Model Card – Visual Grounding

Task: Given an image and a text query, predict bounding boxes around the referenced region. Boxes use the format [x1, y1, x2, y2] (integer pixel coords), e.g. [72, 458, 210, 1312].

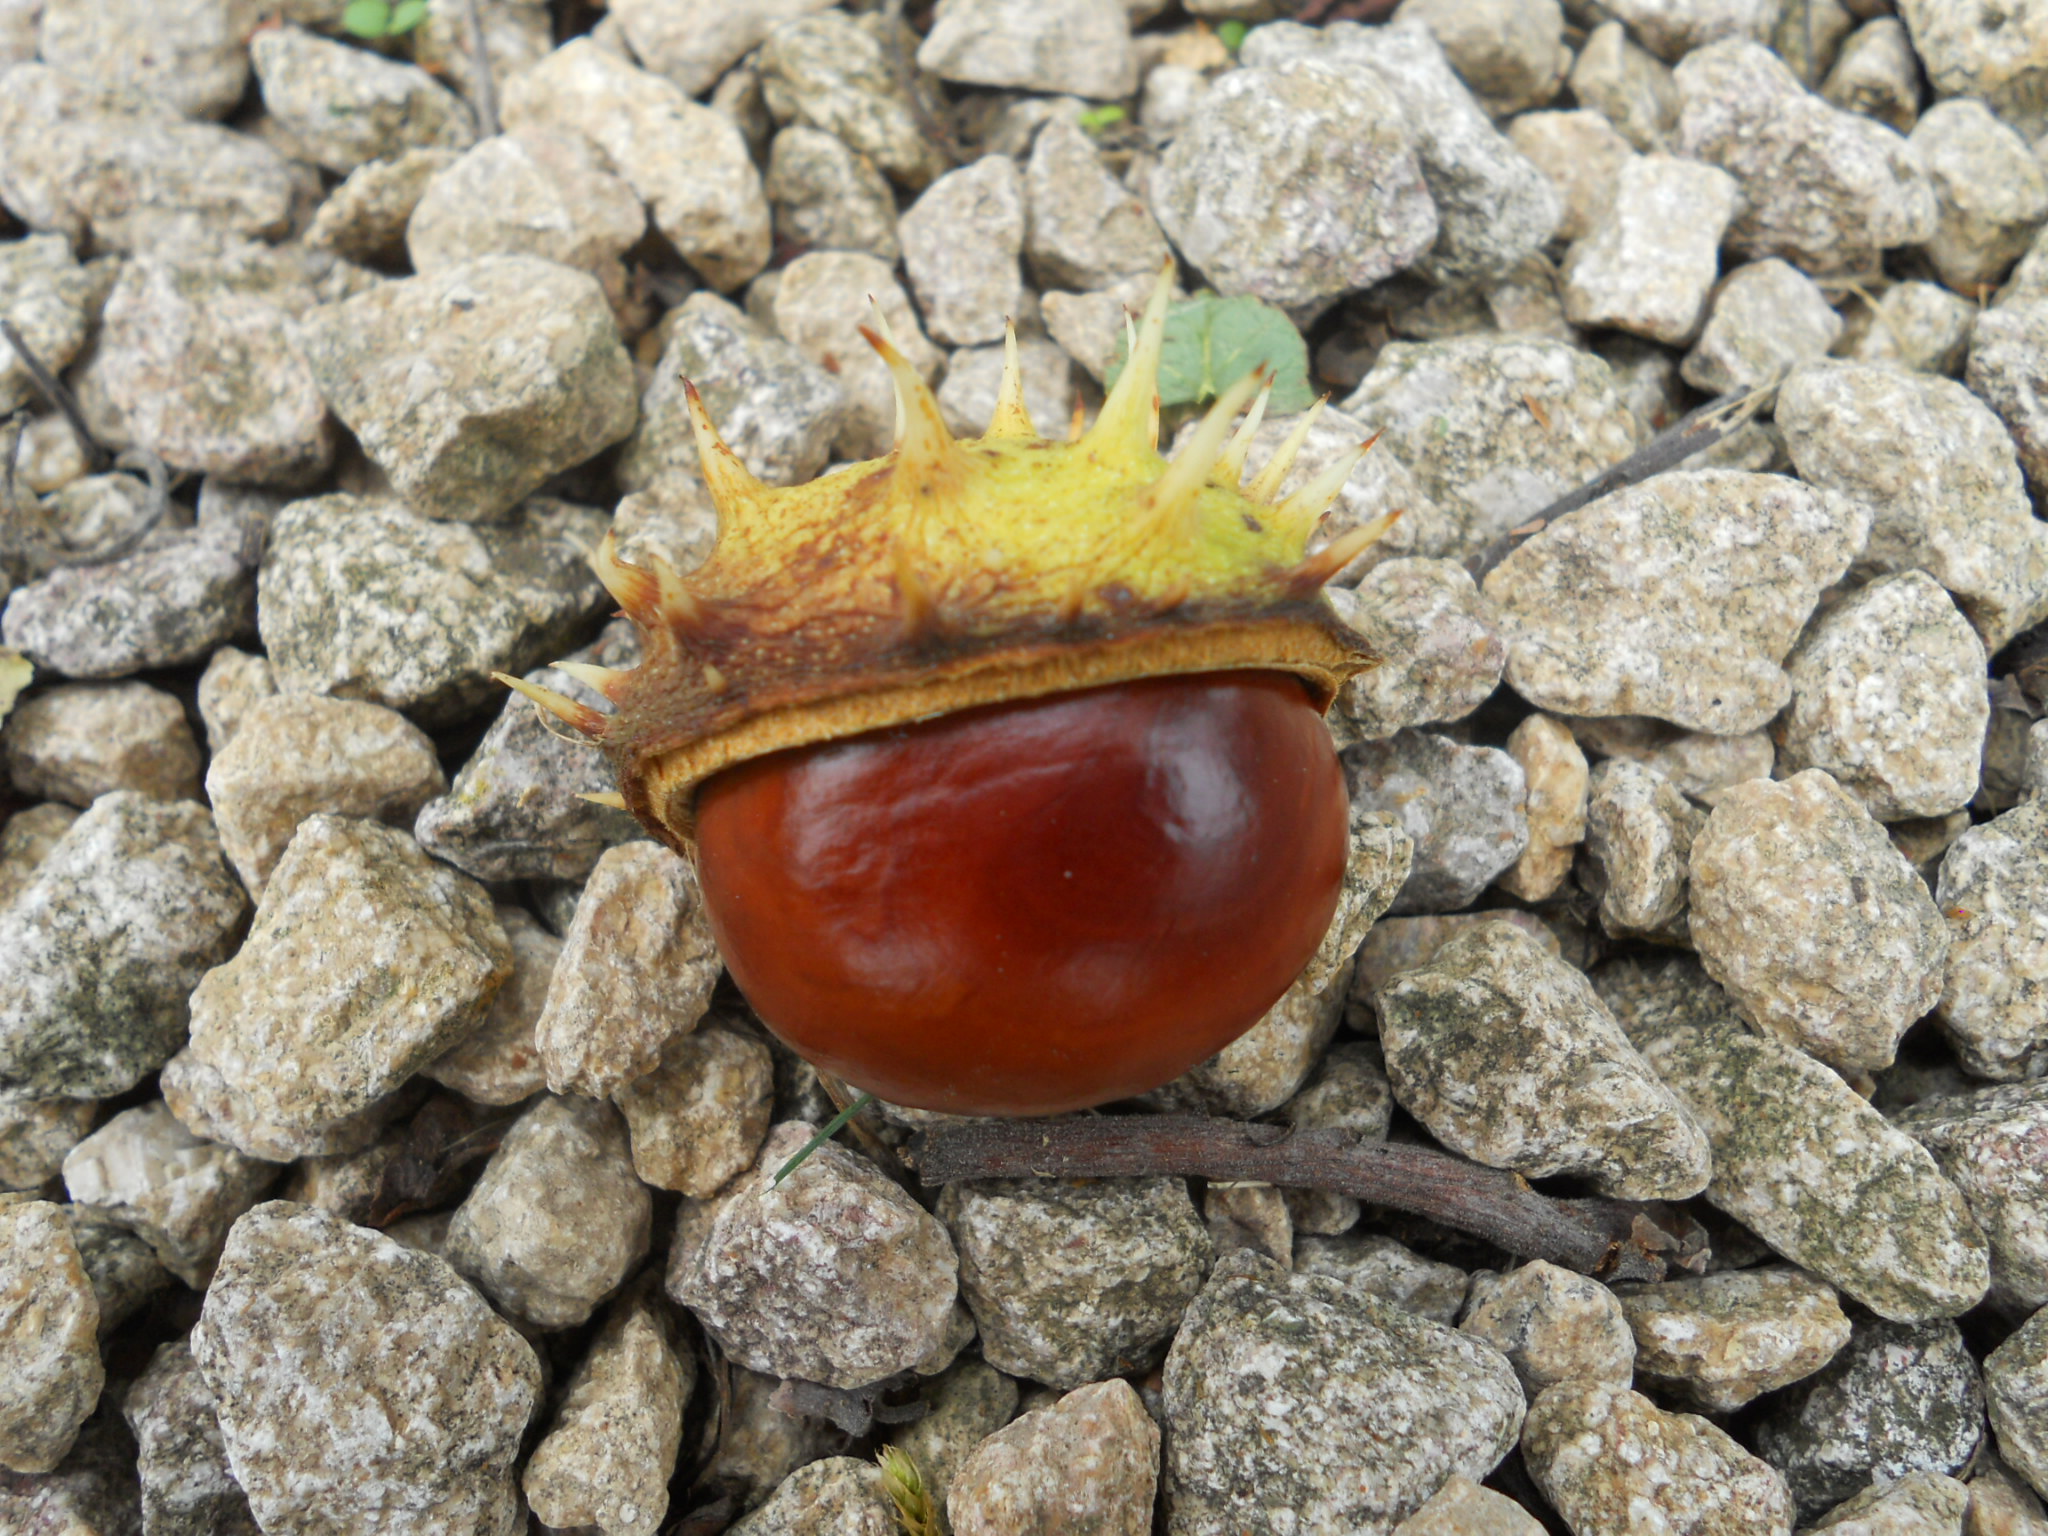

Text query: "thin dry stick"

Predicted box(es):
[459, 0, 499, 139]
[906, 1116, 1700, 1282]
[1463, 383, 1771, 581]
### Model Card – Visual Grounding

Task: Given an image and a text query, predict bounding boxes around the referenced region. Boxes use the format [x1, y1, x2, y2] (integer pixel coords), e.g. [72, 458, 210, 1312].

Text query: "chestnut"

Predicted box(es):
[502, 265, 1392, 1116]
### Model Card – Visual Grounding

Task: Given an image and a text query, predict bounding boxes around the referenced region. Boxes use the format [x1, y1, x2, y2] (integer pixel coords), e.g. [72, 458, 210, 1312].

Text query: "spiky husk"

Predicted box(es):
[500, 264, 1392, 849]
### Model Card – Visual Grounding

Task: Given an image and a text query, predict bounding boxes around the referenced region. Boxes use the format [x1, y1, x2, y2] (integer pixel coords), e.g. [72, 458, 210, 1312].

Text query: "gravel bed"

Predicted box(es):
[3, 0, 2048, 1532]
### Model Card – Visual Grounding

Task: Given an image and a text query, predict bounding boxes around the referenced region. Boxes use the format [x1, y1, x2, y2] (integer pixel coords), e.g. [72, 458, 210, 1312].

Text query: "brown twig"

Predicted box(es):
[905, 1116, 1702, 1283]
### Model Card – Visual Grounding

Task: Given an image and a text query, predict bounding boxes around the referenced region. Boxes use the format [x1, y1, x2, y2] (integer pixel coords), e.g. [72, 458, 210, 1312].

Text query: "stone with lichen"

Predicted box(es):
[1376, 920, 1710, 1199]
[669, 1122, 963, 1390]
[939, 1174, 1211, 1390]
[1600, 956, 1989, 1323]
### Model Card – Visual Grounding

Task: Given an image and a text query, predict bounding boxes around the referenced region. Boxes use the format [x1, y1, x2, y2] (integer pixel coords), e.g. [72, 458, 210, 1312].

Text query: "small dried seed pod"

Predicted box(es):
[503, 264, 1392, 1116]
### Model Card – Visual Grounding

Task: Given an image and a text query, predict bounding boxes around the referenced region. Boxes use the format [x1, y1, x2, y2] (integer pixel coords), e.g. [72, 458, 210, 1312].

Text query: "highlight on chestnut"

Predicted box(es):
[496, 261, 1397, 1117]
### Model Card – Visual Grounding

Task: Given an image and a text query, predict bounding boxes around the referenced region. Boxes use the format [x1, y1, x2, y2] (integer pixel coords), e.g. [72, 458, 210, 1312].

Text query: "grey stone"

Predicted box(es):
[1676, 39, 1936, 275]
[1897, 0, 2048, 142]
[536, 840, 720, 1099]
[939, 1175, 1210, 1390]
[1162, 1250, 1523, 1536]
[522, 1280, 690, 1536]
[1331, 559, 1505, 739]
[1459, 1260, 1634, 1396]
[772, 250, 945, 460]
[162, 816, 509, 1162]
[37, 0, 257, 120]
[1985, 1306, 2048, 1505]
[1524, 1381, 1794, 1536]
[414, 622, 643, 884]
[701, 1365, 834, 1513]
[294, 256, 635, 525]
[938, 334, 1075, 439]
[3, 682, 203, 805]
[405, 130, 645, 305]
[1241, 20, 1560, 286]
[258, 493, 610, 724]
[3, 521, 257, 681]
[757, 10, 950, 191]
[0, 1200, 100, 1474]
[500, 38, 770, 291]
[918, 0, 1136, 98]
[1376, 920, 1710, 1198]
[1843, 281, 1975, 373]
[1041, 272, 1169, 383]
[1342, 333, 1640, 557]
[1689, 771, 1949, 1074]
[1910, 100, 2048, 294]
[1778, 572, 1990, 820]
[446, 1095, 651, 1330]
[615, 1024, 775, 1198]
[1570, 21, 1680, 150]
[90, 244, 333, 487]
[1683, 258, 1845, 394]
[122, 1335, 259, 1536]
[1505, 110, 1634, 244]
[1810, 1472, 1973, 1535]
[196, 1201, 541, 1536]
[728, 1457, 899, 1535]
[618, 290, 848, 503]
[886, 1357, 1020, 1513]
[1024, 116, 1170, 293]
[1755, 1315, 1985, 1520]
[1295, 1233, 1469, 1326]
[1582, 757, 1704, 941]
[1393, 1474, 1546, 1536]
[897, 155, 1025, 349]
[1204, 1181, 1292, 1265]
[62, 1102, 274, 1289]
[1394, 0, 1569, 118]
[1779, 360, 2048, 652]
[1969, 300, 2048, 498]
[1897, 1083, 2048, 1312]
[1485, 470, 1870, 734]
[1823, 17, 1923, 133]
[948, 1378, 1159, 1536]
[0, 1094, 94, 1191]
[195, 646, 274, 755]
[764, 125, 901, 262]
[1496, 715, 1588, 903]
[1933, 799, 2048, 1081]
[304, 147, 459, 265]
[1601, 956, 1991, 1322]
[1142, 808, 1410, 1116]
[610, 0, 836, 98]
[1602, 0, 1780, 60]
[0, 234, 92, 419]
[251, 26, 473, 174]
[1344, 732, 1525, 913]
[1616, 1266, 1852, 1413]
[207, 693, 445, 896]
[419, 907, 554, 1106]
[668, 1122, 963, 1390]
[1964, 1455, 2048, 1535]
[0, 63, 296, 252]
[1148, 55, 1437, 309]
[1562, 153, 1740, 345]
[0, 794, 244, 1103]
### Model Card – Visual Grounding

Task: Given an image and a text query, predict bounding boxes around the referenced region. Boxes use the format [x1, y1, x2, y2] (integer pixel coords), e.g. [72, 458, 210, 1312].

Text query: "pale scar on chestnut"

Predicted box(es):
[497, 260, 1402, 1117]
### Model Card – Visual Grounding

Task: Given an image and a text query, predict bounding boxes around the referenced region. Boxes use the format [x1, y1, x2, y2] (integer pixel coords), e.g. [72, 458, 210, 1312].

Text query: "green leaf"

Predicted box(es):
[388, 0, 430, 33]
[1076, 102, 1127, 136]
[339, 0, 394, 36]
[1105, 293, 1315, 414]
[1217, 19, 1249, 51]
